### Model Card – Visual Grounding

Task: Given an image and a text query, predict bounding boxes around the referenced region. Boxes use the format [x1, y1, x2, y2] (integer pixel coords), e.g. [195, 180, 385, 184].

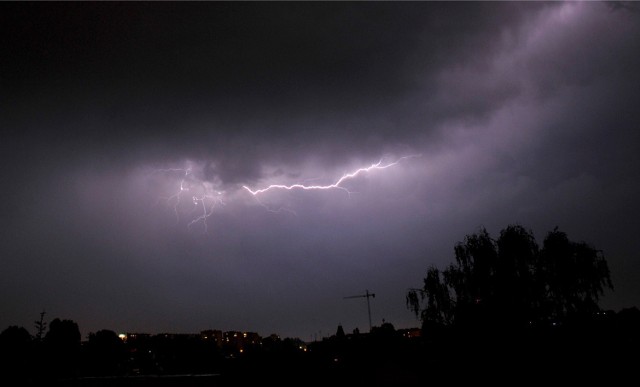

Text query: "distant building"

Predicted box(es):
[397, 327, 421, 339]
[200, 329, 223, 348]
[118, 332, 152, 344]
[156, 333, 200, 340]
[223, 331, 261, 355]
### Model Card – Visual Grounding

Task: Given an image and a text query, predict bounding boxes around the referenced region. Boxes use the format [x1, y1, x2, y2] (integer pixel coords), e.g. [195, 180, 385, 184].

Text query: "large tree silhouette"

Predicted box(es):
[0, 326, 32, 379]
[407, 225, 613, 330]
[43, 318, 81, 379]
[83, 329, 127, 376]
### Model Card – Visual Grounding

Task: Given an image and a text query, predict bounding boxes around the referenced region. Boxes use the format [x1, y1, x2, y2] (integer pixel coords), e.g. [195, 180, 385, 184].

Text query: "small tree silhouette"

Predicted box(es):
[34, 310, 47, 342]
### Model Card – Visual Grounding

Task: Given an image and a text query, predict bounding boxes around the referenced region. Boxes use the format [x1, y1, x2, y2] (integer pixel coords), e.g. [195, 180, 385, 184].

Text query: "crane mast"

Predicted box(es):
[344, 289, 376, 332]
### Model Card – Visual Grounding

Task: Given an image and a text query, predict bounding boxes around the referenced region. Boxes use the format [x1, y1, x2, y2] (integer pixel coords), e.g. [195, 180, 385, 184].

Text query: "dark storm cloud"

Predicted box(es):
[1, 2, 639, 339]
[1, 1, 546, 176]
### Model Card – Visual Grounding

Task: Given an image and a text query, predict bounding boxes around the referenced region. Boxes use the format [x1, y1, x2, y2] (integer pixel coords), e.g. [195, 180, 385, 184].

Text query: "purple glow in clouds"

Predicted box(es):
[153, 155, 421, 232]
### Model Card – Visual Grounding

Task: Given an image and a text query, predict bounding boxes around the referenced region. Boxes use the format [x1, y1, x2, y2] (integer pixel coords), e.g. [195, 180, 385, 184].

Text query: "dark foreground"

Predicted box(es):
[4, 318, 639, 386]
[26, 340, 640, 387]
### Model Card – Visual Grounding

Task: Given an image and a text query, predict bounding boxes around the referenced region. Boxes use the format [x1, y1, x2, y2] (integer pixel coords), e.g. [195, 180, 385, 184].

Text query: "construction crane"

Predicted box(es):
[344, 289, 376, 332]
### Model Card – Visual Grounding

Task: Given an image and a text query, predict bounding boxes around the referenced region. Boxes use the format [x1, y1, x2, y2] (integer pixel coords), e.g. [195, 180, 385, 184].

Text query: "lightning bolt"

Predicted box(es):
[153, 167, 225, 234]
[242, 155, 420, 196]
[150, 154, 419, 233]
[187, 187, 225, 234]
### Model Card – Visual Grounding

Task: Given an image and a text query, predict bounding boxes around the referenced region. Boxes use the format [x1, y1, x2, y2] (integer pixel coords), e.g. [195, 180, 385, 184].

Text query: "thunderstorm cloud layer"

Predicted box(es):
[1, 2, 640, 339]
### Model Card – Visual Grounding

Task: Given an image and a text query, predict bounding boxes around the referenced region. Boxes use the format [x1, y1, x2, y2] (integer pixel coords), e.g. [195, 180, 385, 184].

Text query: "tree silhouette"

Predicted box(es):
[83, 329, 127, 376]
[34, 310, 47, 342]
[44, 318, 81, 379]
[539, 227, 613, 319]
[406, 266, 453, 327]
[407, 224, 613, 329]
[0, 326, 32, 379]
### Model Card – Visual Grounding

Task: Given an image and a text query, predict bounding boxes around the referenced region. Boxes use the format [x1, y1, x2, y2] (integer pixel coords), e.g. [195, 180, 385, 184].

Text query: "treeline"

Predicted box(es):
[0, 318, 309, 384]
[1, 310, 638, 385]
[0, 318, 426, 385]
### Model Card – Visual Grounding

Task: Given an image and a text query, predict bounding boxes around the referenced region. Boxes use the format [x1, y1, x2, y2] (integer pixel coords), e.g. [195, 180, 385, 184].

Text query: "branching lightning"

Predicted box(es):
[242, 155, 420, 196]
[154, 167, 225, 234]
[151, 154, 419, 233]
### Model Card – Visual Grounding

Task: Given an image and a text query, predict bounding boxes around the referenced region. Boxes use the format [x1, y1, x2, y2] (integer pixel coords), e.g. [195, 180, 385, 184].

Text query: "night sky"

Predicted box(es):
[2, 1, 640, 341]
